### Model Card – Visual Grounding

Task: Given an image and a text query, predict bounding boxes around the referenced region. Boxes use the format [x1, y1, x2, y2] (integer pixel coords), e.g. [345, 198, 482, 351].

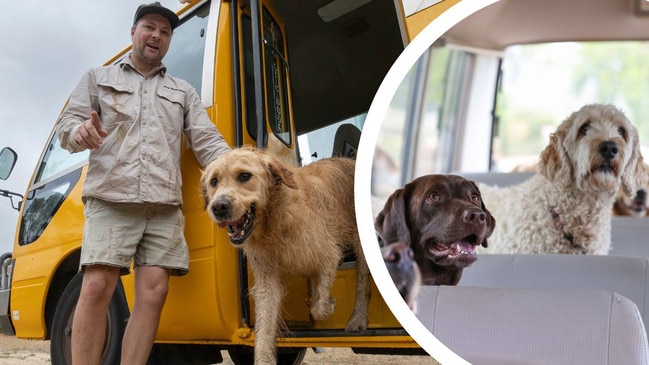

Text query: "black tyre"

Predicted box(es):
[50, 273, 129, 365]
[228, 347, 307, 365]
[148, 343, 223, 365]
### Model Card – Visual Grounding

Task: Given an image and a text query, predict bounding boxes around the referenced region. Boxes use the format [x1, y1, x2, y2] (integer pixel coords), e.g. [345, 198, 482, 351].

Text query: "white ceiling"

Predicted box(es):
[442, 0, 649, 50]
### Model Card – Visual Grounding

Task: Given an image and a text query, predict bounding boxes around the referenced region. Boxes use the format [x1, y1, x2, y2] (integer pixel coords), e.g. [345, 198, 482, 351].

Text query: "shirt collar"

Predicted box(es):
[121, 53, 167, 77]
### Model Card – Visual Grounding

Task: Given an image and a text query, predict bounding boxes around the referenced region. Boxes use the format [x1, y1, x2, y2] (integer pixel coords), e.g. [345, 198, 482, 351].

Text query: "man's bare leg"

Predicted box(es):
[72, 265, 120, 365]
[120, 266, 170, 365]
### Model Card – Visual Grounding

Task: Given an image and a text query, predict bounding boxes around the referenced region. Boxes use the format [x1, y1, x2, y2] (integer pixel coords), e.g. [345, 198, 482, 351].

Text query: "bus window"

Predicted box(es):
[19, 170, 80, 246]
[493, 41, 649, 172]
[374, 44, 473, 194]
[241, 14, 258, 141]
[34, 135, 88, 184]
[161, 2, 211, 97]
[20, 135, 85, 245]
[297, 114, 365, 165]
[262, 7, 291, 147]
[241, 6, 292, 146]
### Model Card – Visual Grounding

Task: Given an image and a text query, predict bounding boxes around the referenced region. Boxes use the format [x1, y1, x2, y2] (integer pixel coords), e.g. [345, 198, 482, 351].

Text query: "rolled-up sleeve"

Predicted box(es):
[183, 87, 231, 168]
[56, 69, 99, 153]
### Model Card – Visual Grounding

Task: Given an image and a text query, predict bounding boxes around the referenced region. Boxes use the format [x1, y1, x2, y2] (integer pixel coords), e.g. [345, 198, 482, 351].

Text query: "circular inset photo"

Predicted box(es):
[357, 0, 649, 364]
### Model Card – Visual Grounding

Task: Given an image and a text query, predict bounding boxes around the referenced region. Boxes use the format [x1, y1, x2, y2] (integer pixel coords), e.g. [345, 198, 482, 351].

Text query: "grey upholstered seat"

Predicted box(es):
[417, 285, 649, 365]
[458, 172, 534, 187]
[459, 254, 649, 334]
[610, 216, 649, 257]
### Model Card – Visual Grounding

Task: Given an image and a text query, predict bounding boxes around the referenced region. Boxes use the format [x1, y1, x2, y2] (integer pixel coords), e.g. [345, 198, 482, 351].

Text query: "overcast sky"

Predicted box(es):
[0, 1, 184, 253]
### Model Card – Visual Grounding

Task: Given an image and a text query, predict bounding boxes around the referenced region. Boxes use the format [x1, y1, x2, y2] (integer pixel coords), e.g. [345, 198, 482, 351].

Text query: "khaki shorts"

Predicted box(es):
[81, 198, 189, 276]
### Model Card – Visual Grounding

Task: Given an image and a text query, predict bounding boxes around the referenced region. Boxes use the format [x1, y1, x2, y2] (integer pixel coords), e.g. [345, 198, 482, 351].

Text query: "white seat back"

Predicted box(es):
[417, 285, 649, 365]
[459, 254, 649, 333]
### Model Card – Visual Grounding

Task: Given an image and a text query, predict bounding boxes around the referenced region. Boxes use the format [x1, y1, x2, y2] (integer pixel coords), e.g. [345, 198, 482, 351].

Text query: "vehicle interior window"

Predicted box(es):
[494, 41, 649, 172]
[262, 7, 291, 147]
[163, 2, 211, 96]
[34, 135, 88, 184]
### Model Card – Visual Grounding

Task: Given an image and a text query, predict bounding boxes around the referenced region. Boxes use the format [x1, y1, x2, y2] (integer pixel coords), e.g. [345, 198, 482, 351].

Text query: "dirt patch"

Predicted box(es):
[0, 335, 50, 365]
[300, 348, 438, 365]
[0, 335, 439, 364]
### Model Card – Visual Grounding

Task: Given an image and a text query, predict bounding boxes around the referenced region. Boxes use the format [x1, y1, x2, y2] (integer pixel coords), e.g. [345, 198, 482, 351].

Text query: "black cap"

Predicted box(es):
[133, 2, 180, 30]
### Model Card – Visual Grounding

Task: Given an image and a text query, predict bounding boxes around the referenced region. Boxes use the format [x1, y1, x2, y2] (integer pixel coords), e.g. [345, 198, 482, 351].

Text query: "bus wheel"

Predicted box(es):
[50, 273, 129, 365]
[228, 347, 307, 365]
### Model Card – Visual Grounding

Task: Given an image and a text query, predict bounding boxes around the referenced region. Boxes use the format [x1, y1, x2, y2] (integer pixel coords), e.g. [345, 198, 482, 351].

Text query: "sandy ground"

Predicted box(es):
[0, 335, 50, 365]
[0, 334, 439, 364]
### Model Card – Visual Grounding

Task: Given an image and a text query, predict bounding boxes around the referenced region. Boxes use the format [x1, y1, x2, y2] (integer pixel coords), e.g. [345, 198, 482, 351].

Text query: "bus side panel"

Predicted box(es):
[313, 270, 401, 330]
[247, 269, 403, 331]
[154, 136, 242, 341]
[9, 168, 87, 339]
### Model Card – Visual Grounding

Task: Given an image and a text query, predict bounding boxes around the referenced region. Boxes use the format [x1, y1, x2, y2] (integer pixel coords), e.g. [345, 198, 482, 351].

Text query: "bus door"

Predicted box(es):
[232, 0, 311, 331]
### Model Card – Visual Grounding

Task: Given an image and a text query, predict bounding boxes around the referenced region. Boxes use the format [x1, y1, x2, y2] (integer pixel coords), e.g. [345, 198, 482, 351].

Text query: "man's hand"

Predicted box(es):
[75, 111, 108, 150]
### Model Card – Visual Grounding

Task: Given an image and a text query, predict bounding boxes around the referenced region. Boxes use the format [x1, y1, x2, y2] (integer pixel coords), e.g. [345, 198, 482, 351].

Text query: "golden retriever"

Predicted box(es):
[201, 146, 369, 364]
[380, 242, 421, 312]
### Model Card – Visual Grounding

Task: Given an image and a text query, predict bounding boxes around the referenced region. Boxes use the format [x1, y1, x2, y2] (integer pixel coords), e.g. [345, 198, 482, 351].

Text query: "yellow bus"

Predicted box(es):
[0, 0, 458, 364]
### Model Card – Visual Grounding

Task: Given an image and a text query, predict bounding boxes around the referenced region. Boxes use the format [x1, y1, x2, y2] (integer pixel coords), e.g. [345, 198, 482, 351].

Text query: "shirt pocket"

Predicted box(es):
[96, 80, 136, 130]
[156, 85, 186, 137]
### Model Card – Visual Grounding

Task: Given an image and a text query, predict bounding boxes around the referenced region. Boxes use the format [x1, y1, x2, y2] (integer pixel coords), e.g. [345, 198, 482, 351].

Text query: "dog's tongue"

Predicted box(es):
[227, 224, 244, 238]
[217, 220, 239, 236]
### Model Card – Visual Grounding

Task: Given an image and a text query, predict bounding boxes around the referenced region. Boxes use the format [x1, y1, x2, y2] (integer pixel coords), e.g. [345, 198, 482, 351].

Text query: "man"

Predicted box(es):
[55, 3, 230, 364]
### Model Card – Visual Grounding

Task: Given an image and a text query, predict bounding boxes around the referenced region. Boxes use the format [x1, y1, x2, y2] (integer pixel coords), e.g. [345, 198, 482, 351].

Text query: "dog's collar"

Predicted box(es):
[549, 206, 581, 252]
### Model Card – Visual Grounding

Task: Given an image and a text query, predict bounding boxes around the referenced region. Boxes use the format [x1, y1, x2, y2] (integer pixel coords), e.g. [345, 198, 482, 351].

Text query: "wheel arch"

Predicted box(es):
[43, 250, 130, 339]
[44, 250, 80, 339]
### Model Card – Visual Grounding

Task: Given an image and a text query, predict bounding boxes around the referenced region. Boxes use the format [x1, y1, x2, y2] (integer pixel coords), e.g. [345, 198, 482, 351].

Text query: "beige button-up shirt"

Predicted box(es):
[56, 55, 230, 205]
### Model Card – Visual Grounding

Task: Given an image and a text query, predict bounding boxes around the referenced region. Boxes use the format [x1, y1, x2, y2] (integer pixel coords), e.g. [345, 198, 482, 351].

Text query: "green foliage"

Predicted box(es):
[572, 42, 649, 138]
[497, 41, 649, 167]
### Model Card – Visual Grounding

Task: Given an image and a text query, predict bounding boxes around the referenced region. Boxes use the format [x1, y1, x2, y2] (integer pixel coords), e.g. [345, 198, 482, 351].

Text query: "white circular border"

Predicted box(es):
[355, 0, 500, 363]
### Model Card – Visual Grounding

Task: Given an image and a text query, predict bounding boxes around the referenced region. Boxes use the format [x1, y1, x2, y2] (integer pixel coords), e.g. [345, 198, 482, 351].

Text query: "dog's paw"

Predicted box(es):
[310, 297, 336, 321]
[344, 311, 368, 332]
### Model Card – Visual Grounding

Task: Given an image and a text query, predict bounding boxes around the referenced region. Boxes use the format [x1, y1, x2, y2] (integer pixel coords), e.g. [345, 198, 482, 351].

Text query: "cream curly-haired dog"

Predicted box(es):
[479, 103, 647, 255]
[201, 146, 369, 364]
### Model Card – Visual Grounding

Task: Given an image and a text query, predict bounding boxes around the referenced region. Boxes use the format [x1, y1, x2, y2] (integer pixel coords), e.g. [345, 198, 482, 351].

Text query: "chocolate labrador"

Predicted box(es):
[375, 174, 495, 289]
[381, 241, 421, 310]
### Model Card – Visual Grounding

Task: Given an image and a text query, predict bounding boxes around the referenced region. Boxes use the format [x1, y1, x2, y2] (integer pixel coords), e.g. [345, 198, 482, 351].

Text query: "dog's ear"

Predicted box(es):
[538, 130, 571, 184]
[621, 126, 648, 196]
[469, 181, 495, 248]
[199, 169, 210, 210]
[267, 160, 298, 189]
[201, 185, 209, 210]
[484, 211, 496, 248]
[375, 188, 411, 247]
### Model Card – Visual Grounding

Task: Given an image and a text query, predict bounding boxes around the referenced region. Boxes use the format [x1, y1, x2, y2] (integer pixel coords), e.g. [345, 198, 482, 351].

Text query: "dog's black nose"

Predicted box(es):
[636, 189, 647, 202]
[463, 209, 486, 225]
[598, 141, 619, 160]
[210, 198, 231, 218]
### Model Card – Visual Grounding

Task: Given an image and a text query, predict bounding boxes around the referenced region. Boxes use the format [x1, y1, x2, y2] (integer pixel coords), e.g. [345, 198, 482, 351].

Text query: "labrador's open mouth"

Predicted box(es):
[431, 234, 478, 259]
